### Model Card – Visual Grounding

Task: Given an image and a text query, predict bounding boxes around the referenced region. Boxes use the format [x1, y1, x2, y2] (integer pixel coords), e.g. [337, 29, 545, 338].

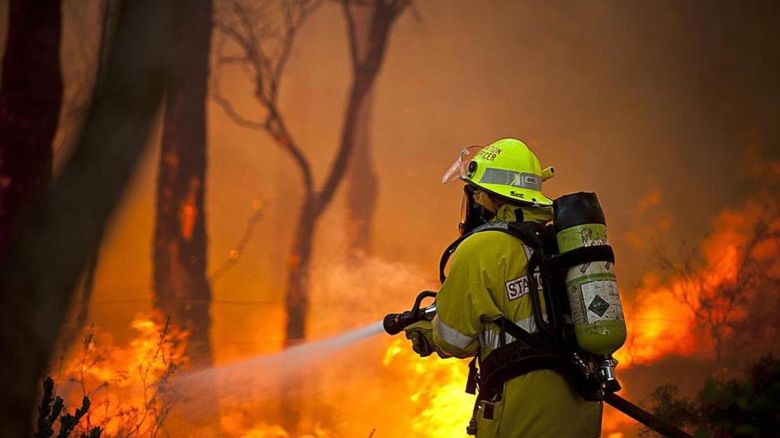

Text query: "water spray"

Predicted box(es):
[173, 321, 384, 411]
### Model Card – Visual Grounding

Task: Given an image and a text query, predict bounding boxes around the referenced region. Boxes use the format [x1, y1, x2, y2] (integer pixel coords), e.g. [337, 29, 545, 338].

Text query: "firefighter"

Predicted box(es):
[404, 138, 602, 437]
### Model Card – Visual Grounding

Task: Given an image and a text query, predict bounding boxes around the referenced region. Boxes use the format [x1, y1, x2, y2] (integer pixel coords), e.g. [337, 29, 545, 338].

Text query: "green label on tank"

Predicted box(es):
[556, 223, 608, 253]
[581, 280, 623, 324]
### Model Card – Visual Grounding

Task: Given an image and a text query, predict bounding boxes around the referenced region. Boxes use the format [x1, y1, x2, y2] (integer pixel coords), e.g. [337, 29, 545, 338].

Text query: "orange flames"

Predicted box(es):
[617, 200, 778, 367]
[56, 315, 188, 436]
[55, 196, 777, 436]
[383, 339, 474, 436]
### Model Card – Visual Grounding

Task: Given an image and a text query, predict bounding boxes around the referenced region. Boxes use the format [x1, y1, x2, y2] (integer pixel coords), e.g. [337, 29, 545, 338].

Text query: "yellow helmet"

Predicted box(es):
[442, 138, 555, 206]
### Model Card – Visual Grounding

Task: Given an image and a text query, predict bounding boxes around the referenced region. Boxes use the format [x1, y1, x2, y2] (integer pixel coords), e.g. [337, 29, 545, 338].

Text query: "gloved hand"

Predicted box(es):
[404, 320, 435, 357]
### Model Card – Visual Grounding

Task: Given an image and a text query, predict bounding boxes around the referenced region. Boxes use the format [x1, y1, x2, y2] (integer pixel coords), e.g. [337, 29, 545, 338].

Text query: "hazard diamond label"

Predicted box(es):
[588, 295, 610, 317]
[571, 280, 624, 324]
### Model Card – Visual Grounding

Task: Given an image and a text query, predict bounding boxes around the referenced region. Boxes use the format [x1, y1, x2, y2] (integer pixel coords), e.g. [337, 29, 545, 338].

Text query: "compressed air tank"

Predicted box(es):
[554, 193, 626, 356]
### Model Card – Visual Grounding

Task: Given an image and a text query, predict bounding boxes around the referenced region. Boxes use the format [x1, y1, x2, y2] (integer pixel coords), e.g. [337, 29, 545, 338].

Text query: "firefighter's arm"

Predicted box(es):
[431, 234, 498, 359]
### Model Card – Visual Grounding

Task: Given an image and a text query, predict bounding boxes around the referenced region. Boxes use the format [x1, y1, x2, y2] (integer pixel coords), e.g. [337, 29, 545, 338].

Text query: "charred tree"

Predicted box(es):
[153, 0, 214, 371]
[343, 1, 394, 256]
[0, 0, 63, 262]
[213, 0, 409, 345]
[0, 0, 172, 434]
[345, 88, 377, 255]
[60, 0, 119, 354]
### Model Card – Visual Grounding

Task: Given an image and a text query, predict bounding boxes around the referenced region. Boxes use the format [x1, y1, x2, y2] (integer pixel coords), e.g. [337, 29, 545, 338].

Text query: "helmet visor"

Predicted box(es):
[441, 145, 484, 184]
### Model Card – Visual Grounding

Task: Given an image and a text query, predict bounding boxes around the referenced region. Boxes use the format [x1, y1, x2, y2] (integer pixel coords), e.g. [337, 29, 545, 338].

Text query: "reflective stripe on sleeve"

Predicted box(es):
[479, 314, 547, 351]
[433, 315, 477, 350]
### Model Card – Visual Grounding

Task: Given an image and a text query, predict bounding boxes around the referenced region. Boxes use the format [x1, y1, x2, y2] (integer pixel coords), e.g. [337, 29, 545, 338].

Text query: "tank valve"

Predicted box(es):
[599, 356, 621, 393]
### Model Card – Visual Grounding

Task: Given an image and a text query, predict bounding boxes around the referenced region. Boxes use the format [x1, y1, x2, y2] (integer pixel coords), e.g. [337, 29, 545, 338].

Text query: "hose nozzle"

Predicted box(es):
[383, 291, 437, 335]
[383, 311, 414, 335]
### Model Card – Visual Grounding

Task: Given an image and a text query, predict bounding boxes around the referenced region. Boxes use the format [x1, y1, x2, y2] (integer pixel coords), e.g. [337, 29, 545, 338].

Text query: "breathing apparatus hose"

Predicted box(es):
[605, 393, 692, 438]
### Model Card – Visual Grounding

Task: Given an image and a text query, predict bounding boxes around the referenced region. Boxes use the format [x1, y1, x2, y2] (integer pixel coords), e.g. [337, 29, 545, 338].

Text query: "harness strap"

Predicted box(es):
[475, 317, 604, 401]
[439, 220, 551, 283]
[477, 333, 567, 400]
[541, 245, 615, 273]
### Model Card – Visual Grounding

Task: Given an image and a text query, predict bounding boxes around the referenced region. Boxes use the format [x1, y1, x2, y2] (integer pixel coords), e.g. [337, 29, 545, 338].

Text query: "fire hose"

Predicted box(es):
[383, 291, 692, 438]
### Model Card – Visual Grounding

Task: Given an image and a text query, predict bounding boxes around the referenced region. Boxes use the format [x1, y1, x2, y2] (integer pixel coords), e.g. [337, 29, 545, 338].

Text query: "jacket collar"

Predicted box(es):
[494, 203, 553, 224]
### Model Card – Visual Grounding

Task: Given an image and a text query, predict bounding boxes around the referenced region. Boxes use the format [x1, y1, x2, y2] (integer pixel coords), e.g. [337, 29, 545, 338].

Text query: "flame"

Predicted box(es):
[55, 314, 188, 436]
[617, 201, 779, 367]
[180, 177, 202, 240]
[55, 198, 776, 436]
[383, 339, 474, 436]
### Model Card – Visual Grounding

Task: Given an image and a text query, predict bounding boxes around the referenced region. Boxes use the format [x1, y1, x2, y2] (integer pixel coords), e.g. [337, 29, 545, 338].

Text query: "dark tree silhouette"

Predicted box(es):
[0, 0, 173, 434]
[213, 0, 409, 345]
[152, 0, 219, 430]
[59, 0, 119, 354]
[344, 0, 411, 255]
[0, 0, 63, 262]
[154, 0, 215, 372]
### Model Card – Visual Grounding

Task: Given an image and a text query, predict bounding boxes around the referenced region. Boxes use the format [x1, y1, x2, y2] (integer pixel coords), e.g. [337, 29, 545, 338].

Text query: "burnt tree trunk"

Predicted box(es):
[60, 0, 118, 353]
[153, 0, 214, 370]
[283, 75, 373, 345]
[284, 193, 317, 344]
[0, 0, 171, 433]
[0, 0, 62, 262]
[345, 90, 377, 255]
[344, 3, 380, 256]
[282, 0, 407, 345]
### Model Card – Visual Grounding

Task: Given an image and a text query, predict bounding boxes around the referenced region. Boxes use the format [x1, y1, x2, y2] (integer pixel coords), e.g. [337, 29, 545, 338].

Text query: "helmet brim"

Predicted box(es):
[465, 180, 553, 207]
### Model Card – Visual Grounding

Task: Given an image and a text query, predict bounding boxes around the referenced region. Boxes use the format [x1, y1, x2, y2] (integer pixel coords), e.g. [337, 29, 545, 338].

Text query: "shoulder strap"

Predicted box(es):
[438, 221, 552, 283]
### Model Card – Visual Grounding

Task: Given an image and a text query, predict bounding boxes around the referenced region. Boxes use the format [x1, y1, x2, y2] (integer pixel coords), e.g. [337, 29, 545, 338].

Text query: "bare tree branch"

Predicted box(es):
[209, 200, 265, 282]
[212, 0, 319, 192]
[342, 0, 361, 69]
[213, 0, 408, 348]
[211, 93, 266, 130]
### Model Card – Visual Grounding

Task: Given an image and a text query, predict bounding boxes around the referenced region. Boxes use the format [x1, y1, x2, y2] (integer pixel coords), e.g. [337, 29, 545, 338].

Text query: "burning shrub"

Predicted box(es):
[53, 315, 188, 437]
[619, 199, 780, 367]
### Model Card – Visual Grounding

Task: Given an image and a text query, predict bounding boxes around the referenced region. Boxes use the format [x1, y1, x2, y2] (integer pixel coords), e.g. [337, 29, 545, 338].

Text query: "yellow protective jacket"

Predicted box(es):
[432, 204, 602, 438]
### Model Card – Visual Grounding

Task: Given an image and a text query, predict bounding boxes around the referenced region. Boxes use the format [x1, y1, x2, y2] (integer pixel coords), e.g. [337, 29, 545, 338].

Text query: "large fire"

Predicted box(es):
[617, 200, 779, 367]
[50, 196, 777, 437]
